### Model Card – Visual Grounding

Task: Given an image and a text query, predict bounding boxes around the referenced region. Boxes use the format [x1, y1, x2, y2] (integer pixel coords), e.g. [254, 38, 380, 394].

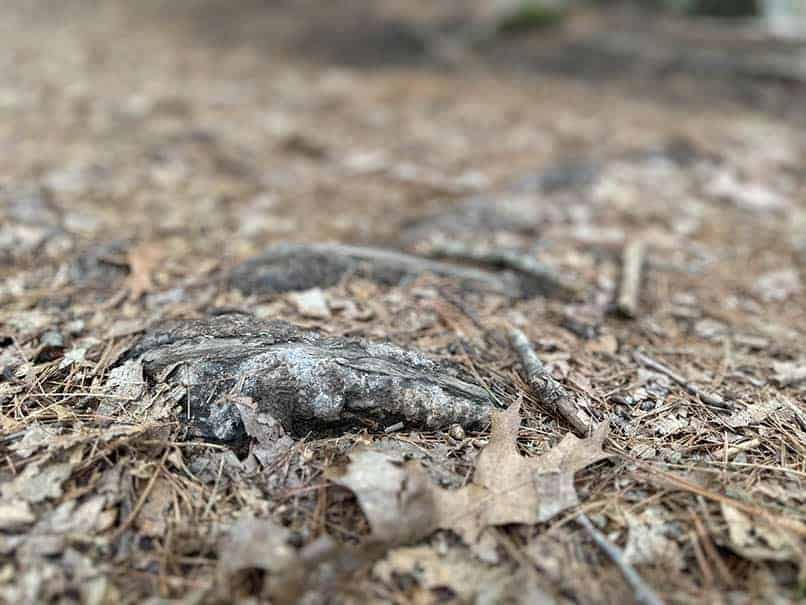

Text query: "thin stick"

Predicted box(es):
[507, 327, 592, 436]
[577, 513, 665, 605]
[633, 351, 732, 410]
[617, 240, 645, 318]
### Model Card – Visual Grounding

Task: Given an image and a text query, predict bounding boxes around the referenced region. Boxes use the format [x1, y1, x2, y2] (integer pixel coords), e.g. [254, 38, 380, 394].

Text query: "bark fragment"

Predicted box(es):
[126, 314, 493, 442]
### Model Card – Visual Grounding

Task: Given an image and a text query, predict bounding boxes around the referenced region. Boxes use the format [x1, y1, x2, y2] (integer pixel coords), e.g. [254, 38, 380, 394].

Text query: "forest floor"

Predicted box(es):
[1, 1, 806, 603]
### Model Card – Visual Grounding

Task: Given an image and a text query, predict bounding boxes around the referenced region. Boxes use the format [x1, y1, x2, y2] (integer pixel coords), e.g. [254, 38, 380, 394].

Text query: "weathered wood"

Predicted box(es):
[617, 239, 646, 318]
[424, 239, 582, 301]
[507, 327, 593, 435]
[229, 242, 525, 297]
[230, 242, 582, 300]
[127, 314, 494, 442]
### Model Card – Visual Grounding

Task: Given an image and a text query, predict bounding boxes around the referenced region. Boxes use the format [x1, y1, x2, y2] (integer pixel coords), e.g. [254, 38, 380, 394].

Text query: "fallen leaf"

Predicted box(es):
[585, 333, 618, 355]
[123, 242, 163, 301]
[374, 544, 557, 604]
[773, 361, 806, 387]
[18, 497, 107, 559]
[59, 342, 94, 370]
[327, 449, 436, 544]
[623, 509, 684, 571]
[1, 462, 73, 503]
[725, 400, 783, 428]
[721, 503, 803, 563]
[655, 415, 688, 436]
[706, 171, 788, 213]
[217, 517, 385, 605]
[218, 517, 296, 579]
[234, 397, 294, 468]
[752, 269, 802, 302]
[9, 423, 60, 458]
[136, 477, 174, 537]
[436, 401, 609, 545]
[331, 400, 609, 549]
[29, 496, 107, 537]
[0, 500, 36, 529]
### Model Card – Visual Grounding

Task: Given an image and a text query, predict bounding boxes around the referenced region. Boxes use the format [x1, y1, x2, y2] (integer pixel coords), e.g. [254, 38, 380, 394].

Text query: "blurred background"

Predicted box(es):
[1, 0, 804, 273]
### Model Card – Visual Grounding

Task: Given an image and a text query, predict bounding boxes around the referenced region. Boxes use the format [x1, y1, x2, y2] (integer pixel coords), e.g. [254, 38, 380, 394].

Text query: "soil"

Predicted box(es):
[1, 1, 805, 604]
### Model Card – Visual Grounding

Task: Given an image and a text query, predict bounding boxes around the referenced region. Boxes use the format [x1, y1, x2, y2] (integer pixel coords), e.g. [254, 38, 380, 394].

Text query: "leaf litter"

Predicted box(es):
[2, 1, 806, 603]
[330, 400, 609, 551]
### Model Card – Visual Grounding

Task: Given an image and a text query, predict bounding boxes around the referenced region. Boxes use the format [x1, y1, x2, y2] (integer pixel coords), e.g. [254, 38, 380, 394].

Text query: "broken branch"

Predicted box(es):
[617, 239, 645, 318]
[506, 327, 593, 435]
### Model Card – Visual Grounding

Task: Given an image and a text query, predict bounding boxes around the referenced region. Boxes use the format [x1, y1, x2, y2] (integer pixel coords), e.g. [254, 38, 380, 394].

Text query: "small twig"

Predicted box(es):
[633, 351, 732, 410]
[507, 327, 592, 436]
[617, 239, 646, 318]
[577, 513, 665, 605]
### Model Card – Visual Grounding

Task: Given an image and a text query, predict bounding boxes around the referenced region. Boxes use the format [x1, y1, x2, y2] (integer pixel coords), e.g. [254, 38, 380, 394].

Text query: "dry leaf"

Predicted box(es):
[585, 333, 619, 355]
[773, 361, 806, 387]
[374, 544, 557, 604]
[9, 423, 60, 458]
[752, 269, 802, 302]
[722, 503, 803, 563]
[59, 342, 94, 370]
[1, 462, 73, 504]
[331, 400, 609, 548]
[218, 517, 296, 579]
[288, 288, 331, 319]
[217, 517, 386, 605]
[327, 449, 436, 544]
[234, 397, 295, 468]
[726, 400, 784, 428]
[434, 400, 609, 545]
[136, 477, 174, 537]
[706, 171, 788, 213]
[0, 501, 36, 529]
[123, 242, 163, 301]
[623, 509, 684, 571]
